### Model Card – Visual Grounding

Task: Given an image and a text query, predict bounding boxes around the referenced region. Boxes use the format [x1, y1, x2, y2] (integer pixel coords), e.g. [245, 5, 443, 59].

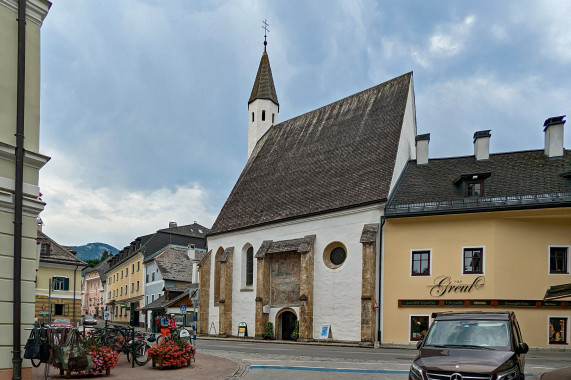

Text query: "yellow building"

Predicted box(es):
[35, 229, 86, 325]
[0, 1, 51, 378]
[106, 251, 143, 325]
[382, 124, 570, 349]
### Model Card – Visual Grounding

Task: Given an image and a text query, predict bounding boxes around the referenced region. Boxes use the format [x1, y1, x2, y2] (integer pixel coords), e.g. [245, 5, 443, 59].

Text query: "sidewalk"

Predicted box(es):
[31, 352, 238, 379]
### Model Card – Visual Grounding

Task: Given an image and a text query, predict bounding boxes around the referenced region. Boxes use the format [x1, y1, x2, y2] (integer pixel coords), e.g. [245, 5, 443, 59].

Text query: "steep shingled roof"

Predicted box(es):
[154, 246, 193, 283]
[248, 51, 279, 106]
[386, 150, 571, 216]
[210, 72, 412, 235]
[37, 230, 87, 267]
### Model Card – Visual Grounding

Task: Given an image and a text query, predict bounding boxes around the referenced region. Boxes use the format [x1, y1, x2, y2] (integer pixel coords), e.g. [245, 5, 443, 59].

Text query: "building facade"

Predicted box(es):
[0, 1, 51, 378]
[35, 229, 86, 325]
[105, 222, 208, 327]
[200, 43, 417, 343]
[82, 266, 105, 318]
[382, 121, 571, 349]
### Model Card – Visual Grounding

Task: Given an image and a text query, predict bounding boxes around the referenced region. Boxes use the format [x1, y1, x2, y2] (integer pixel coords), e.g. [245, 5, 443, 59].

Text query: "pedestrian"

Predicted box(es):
[160, 314, 170, 338]
[169, 315, 176, 333]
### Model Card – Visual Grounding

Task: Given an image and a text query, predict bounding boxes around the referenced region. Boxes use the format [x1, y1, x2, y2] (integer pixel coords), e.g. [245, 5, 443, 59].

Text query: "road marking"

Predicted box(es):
[249, 365, 408, 374]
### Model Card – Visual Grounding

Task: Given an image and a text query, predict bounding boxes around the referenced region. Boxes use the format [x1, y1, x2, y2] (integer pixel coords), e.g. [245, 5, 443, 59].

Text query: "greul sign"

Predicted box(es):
[429, 275, 485, 297]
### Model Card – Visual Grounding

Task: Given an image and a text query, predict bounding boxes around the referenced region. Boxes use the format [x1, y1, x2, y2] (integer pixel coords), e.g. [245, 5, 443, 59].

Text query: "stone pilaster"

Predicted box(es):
[360, 224, 379, 343]
[218, 247, 234, 336]
[197, 250, 211, 334]
[255, 256, 270, 338]
[299, 242, 314, 341]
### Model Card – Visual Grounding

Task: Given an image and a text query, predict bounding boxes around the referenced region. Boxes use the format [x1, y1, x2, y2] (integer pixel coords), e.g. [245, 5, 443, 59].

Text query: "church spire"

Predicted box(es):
[247, 20, 279, 158]
[248, 20, 279, 107]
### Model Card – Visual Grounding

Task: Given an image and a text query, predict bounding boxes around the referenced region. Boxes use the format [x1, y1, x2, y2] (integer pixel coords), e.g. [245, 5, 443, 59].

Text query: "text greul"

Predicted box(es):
[430, 275, 485, 297]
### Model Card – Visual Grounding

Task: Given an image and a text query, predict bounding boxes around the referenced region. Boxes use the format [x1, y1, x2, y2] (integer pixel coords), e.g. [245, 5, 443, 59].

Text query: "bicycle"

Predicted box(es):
[120, 331, 151, 366]
[88, 327, 126, 352]
[156, 327, 191, 345]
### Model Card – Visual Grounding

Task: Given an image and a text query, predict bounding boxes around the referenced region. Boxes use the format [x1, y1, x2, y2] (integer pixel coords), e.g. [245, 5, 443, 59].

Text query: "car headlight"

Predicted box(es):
[496, 366, 519, 380]
[410, 362, 425, 380]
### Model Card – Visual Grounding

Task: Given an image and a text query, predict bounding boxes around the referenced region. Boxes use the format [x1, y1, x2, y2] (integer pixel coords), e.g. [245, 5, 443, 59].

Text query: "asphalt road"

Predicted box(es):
[196, 339, 571, 379]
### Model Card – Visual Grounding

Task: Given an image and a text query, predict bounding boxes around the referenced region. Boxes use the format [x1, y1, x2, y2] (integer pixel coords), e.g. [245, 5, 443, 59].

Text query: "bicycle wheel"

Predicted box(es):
[156, 334, 169, 345]
[134, 343, 151, 366]
[104, 330, 126, 351]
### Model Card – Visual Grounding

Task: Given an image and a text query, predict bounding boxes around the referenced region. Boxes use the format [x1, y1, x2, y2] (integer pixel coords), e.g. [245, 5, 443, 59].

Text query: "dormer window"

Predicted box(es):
[453, 172, 491, 198]
[40, 243, 50, 255]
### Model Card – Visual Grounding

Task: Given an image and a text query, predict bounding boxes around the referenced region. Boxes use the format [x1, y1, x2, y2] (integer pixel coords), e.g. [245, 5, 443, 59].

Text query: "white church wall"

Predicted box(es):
[248, 98, 279, 158]
[207, 204, 382, 341]
[389, 77, 417, 195]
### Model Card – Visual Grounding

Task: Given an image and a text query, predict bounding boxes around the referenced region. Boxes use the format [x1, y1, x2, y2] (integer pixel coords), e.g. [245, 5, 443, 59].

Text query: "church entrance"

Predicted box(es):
[278, 310, 297, 340]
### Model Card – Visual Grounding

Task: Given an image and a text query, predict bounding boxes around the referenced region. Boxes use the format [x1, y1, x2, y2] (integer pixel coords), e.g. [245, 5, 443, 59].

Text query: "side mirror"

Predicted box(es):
[416, 340, 423, 350]
[517, 342, 529, 354]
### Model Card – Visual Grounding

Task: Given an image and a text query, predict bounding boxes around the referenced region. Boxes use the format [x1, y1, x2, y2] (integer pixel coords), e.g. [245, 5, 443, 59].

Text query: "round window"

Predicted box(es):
[330, 247, 346, 265]
[323, 242, 347, 269]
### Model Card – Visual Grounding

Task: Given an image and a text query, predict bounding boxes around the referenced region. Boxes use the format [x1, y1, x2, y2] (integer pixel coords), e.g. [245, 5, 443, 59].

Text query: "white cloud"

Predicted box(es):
[39, 164, 216, 249]
[429, 15, 475, 57]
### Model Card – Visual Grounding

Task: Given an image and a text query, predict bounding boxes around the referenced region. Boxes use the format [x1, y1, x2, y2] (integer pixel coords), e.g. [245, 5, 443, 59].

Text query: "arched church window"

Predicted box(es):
[262, 110, 266, 121]
[246, 247, 254, 286]
[323, 242, 347, 269]
[214, 248, 223, 305]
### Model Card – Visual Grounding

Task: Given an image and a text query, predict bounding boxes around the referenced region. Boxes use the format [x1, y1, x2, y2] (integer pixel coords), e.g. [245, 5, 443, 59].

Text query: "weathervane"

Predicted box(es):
[262, 19, 270, 51]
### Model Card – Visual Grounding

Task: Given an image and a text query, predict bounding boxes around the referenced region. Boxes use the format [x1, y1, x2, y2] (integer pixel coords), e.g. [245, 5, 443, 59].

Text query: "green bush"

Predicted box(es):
[262, 321, 274, 339]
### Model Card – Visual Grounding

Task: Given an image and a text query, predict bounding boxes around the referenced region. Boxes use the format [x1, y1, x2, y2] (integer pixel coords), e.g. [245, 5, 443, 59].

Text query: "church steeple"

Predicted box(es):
[248, 21, 279, 158]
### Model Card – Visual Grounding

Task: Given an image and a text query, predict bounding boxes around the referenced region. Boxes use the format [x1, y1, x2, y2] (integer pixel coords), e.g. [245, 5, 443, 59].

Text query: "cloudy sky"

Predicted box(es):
[38, 0, 571, 249]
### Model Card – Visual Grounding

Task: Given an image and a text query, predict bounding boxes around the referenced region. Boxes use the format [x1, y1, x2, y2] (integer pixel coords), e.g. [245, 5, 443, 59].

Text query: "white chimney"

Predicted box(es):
[192, 262, 199, 284]
[187, 244, 196, 261]
[544, 116, 565, 158]
[474, 130, 491, 161]
[415, 134, 430, 165]
[169, 221, 177, 228]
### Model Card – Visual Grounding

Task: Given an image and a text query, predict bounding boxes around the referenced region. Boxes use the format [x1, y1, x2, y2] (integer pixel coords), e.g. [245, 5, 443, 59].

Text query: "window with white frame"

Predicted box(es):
[463, 247, 484, 274]
[549, 246, 569, 274]
[411, 250, 431, 276]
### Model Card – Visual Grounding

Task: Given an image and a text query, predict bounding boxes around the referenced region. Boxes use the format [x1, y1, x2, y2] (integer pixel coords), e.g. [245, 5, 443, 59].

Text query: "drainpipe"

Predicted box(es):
[13, 0, 26, 378]
[73, 265, 79, 326]
[377, 215, 385, 344]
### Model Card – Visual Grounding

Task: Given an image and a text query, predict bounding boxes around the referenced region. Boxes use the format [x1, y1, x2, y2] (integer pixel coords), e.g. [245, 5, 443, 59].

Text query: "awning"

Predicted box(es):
[544, 283, 571, 300]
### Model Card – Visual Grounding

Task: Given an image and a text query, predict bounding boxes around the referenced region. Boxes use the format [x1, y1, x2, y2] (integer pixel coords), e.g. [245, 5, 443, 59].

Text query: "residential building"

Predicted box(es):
[0, 1, 51, 378]
[81, 257, 112, 318]
[199, 41, 417, 343]
[105, 222, 208, 326]
[382, 120, 570, 348]
[35, 228, 86, 325]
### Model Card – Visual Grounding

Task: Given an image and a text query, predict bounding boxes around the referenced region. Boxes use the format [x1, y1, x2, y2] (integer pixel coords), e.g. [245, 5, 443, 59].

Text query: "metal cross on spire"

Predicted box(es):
[262, 19, 270, 51]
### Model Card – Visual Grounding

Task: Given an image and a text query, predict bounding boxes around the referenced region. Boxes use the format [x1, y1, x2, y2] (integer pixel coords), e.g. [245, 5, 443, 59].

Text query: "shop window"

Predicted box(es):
[463, 247, 483, 274]
[53, 276, 69, 291]
[550, 247, 569, 274]
[549, 317, 568, 345]
[54, 304, 64, 316]
[410, 315, 429, 341]
[411, 250, 431, 276]
[323, 242, 347, 269]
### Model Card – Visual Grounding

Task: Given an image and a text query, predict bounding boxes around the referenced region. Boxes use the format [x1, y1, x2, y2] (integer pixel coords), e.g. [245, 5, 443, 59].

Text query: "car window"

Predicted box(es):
[424, 320, 511, 349]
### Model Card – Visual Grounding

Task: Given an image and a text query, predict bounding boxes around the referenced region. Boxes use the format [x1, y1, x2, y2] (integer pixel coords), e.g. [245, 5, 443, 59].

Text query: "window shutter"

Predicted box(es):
[63, 277, 70, 291]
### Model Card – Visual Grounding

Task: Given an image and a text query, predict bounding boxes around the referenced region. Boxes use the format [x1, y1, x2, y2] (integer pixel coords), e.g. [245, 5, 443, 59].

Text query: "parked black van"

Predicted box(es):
[409, 312, 528, 380]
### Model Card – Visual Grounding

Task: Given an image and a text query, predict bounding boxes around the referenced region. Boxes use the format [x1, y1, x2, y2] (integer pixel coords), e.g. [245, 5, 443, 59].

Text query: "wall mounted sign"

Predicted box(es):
[399, 299, 570, 308]
[430, 275, 485, 297]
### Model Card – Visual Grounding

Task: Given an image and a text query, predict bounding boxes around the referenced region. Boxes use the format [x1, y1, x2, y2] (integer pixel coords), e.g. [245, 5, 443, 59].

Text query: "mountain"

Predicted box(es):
[72, 243, 119, 261]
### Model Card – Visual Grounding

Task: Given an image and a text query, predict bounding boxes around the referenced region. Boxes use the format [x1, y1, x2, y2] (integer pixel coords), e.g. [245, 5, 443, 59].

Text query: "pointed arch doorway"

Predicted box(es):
[276, 308, 298, 340]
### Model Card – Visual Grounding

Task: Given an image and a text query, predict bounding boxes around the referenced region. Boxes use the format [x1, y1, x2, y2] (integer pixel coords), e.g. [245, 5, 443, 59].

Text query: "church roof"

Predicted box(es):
[210, 72, 413, 236]
[248, 52, 279, 106]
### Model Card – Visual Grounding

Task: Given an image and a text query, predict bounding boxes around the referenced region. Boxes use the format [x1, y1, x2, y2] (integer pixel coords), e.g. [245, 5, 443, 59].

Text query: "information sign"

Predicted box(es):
[319, 325, 331, 340]
[104, 311, 111, 321]
[238, 322, 247, 338]
[180, 305, 187, 312]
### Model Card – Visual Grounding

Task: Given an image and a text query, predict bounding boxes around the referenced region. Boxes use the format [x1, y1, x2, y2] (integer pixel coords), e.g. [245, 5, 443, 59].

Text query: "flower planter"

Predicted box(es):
[151, 355, 191, 370]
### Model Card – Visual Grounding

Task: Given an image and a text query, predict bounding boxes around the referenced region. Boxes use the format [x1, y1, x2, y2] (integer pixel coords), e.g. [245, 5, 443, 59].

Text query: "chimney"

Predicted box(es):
[544, 115, 565, 158]
[169, 221, 177, 228]
[415, 134, 430, 165]
[187, 244, 196, 261]
[473, 130, 491, 161]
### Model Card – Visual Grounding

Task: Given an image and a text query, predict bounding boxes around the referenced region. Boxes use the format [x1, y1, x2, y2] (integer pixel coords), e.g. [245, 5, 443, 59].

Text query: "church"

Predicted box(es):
[198, 39, 419, 344]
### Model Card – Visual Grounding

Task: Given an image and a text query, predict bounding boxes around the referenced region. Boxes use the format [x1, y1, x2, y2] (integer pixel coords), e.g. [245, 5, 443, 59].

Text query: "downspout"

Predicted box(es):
[73, 265, 79, 326]
[377, 215, 385, 343]
[13, 0, 26, 378]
